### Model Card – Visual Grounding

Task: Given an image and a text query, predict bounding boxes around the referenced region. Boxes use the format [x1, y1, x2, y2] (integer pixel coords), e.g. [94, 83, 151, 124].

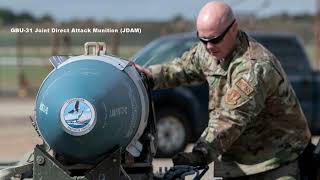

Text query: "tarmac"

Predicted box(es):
[0, 97, 40, 162]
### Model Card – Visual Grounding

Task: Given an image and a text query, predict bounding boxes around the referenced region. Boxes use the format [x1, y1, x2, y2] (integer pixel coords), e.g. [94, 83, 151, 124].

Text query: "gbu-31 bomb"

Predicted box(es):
[35, 42, 149, 163]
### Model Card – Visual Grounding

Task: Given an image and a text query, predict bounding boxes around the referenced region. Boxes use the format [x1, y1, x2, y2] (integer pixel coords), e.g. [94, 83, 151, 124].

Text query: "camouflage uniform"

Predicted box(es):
[149, 31, 311, 178]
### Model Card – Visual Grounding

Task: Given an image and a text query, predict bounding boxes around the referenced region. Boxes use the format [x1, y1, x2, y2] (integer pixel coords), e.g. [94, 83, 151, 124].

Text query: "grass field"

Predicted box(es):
[0, 45, 142, 95]
[0, 43, 318, 96]
[0, 66, 50, 89]
[0, 45, 142, 58]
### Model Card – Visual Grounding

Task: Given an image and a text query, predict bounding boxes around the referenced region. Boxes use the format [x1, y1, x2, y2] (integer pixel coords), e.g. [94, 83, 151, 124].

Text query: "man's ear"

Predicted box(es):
[231, 21, 239, 38]
[232, 21, 238, 33]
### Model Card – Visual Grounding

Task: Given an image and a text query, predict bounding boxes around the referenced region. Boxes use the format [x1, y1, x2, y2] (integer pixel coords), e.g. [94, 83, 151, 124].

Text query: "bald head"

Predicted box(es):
[197, 1, 235, 36]
[196, 1, 238, 60]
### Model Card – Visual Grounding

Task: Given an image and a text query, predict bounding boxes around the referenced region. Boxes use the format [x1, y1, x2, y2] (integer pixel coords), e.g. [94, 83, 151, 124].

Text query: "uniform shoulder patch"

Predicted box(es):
[225, 89, 241, 105]
[235, 78, 254, 96]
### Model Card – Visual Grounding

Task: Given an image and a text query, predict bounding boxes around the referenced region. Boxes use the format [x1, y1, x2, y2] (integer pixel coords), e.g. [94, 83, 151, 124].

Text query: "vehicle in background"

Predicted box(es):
[132, 32, 320, 157]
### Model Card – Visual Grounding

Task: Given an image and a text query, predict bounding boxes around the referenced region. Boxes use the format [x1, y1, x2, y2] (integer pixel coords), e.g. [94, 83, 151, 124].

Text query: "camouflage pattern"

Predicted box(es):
[149, 31, 311, 177]
[224, 159, 300, 180]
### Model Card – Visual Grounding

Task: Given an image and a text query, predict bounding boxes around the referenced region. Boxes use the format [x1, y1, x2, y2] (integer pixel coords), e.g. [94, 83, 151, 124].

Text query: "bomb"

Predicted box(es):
[35, 43, 149, 163]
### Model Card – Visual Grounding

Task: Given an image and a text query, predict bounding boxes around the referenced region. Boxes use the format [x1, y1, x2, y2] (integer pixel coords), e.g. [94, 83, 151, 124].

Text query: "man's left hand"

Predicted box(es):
[172, 151, 207, 166]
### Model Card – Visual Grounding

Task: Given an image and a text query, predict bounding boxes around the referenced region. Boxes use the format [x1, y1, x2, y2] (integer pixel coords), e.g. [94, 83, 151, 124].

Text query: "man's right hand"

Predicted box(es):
[133, 64, 153, 80]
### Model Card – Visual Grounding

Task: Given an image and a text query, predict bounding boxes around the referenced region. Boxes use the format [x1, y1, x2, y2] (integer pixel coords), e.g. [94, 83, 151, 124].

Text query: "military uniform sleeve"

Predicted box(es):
[195, 60, 282, 162]
[148, 43, 206, 90]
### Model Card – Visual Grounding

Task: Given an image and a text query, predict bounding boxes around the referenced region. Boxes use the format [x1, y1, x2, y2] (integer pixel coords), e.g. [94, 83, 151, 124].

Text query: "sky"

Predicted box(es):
[0, 0, 316, 22]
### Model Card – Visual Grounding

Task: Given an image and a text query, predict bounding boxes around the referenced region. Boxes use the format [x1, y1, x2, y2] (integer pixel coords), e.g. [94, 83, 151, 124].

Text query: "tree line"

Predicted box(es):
[0, 9, 53, 25]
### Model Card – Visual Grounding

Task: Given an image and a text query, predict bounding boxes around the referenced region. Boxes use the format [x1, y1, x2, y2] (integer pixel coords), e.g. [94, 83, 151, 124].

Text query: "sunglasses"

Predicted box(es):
[197, 19, 236, 45]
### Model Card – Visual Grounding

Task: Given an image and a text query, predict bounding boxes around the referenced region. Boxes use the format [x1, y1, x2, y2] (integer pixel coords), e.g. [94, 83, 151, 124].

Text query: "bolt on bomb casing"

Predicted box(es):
[35, 42, 149, 163]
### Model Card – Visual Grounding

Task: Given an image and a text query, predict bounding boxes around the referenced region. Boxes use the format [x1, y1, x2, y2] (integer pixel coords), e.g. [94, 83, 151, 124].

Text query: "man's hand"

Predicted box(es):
[172, 151, 208, 166]
[133, 64, 153, 80]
